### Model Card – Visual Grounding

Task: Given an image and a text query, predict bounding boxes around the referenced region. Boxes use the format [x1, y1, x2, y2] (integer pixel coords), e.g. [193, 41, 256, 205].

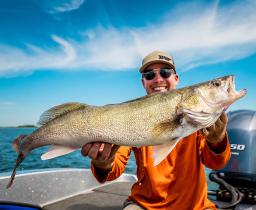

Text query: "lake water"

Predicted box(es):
[0, 127, 218, 190]
[0, 127, 136, 174]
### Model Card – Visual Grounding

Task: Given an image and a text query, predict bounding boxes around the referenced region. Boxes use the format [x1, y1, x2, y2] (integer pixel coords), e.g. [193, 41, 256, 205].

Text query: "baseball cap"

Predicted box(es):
[140, 50, 176, 73]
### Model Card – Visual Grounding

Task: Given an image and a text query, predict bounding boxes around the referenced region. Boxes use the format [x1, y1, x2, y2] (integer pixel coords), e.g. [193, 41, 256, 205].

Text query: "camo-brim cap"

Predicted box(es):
[140, 50, 176, 73]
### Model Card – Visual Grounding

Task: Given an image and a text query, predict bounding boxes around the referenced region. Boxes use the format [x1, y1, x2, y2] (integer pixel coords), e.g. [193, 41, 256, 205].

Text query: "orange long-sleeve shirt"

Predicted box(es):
[91, 131, 231, 210]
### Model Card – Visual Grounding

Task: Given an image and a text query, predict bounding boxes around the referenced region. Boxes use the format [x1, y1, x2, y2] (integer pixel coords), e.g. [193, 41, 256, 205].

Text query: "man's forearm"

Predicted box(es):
[206, 134, 228, 154]
[91, 159, 114, 183]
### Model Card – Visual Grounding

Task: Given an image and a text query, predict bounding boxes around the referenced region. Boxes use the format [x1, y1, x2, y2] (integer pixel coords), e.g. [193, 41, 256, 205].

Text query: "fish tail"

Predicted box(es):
[6, 153, 25, 189]
[7, 135, 29, 188]
[12, 134, 27, 154]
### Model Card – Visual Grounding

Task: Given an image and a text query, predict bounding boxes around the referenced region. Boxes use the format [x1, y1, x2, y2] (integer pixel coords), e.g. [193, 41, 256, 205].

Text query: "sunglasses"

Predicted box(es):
[142, 68, 175, 80]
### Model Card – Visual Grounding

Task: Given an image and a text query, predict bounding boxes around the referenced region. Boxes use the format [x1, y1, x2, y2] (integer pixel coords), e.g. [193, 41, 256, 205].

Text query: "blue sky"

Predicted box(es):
[0, 0, 255, 126]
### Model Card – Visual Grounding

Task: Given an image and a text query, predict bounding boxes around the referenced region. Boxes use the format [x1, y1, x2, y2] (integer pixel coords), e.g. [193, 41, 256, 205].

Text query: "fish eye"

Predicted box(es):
[211, 80, 221, 87]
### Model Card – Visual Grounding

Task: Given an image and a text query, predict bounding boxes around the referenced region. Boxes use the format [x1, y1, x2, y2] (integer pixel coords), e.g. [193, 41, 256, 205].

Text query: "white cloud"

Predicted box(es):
[0, 35, 76, 76]
[0, 0, 256, 75]
[0, 102, 15, 109]
[44, 0, 85, 13]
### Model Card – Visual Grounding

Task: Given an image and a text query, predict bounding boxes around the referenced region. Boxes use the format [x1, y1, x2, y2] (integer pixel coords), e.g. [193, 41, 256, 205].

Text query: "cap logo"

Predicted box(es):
[158, 55, 171, 62]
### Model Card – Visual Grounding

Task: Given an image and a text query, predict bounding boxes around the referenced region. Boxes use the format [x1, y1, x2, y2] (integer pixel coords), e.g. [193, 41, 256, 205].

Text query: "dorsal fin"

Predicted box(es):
[38, 102, 90, 126]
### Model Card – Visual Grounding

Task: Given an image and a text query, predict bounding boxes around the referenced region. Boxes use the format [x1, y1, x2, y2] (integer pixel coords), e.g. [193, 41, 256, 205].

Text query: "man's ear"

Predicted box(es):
[174, 74, 179, 85]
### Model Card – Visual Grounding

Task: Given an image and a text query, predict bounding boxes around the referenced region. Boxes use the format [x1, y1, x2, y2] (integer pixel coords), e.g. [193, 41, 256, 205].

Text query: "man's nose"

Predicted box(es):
[153, 71, 164, 82]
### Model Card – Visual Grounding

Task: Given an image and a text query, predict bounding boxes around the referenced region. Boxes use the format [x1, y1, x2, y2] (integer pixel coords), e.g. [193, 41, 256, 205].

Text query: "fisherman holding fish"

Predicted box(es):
[81, 51, 231, 210]
[9, 50, 247, 208]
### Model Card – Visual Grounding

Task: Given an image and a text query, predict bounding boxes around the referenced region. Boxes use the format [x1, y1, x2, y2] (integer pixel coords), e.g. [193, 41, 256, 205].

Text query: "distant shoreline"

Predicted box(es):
[17, 125, 37, 128]
[0, 125, 37, 128]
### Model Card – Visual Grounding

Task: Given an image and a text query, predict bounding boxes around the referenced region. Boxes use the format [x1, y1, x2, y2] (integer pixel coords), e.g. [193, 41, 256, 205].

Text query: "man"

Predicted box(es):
[82, 50, 231, 210]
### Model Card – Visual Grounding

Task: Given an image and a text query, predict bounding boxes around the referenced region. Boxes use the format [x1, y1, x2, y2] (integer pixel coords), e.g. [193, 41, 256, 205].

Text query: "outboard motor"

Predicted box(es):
[209, 110, 256, 208]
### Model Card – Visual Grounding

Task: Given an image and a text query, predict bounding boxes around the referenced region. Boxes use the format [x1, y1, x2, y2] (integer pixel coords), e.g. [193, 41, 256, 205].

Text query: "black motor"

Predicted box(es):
[209, 110, 256, 207]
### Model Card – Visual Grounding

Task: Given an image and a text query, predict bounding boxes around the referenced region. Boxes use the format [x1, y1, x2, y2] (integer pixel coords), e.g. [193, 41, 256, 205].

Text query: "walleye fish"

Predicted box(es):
[7, 75, 246, 188]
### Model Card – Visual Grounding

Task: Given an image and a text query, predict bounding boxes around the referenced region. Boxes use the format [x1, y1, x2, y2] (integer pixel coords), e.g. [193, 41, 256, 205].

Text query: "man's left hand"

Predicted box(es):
[201, 112, 228, 145]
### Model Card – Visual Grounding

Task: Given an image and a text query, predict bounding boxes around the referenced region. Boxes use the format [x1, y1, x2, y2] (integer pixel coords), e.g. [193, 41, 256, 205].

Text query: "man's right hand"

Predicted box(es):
[81, 142, 120, 170]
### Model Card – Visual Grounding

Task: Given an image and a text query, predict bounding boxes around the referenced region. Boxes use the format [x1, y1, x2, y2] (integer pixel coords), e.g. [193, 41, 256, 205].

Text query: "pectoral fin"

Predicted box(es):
[152, 138, 180, 166]
[151, 121, 174, 138]
[182, 109, 217, 128]
[41, 146, 78, 160]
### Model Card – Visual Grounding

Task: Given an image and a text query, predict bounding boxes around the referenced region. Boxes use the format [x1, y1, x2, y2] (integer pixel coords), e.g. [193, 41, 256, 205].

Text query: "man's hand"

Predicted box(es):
[200, 112, 228, 153]
[81, 142, 120, 170]
[201, 112, 228, 144]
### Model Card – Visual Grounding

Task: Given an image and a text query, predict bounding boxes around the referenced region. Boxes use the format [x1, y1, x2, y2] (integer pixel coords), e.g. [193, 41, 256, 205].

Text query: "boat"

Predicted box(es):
[0, 168, 137, 210]
[0, 168, 255, 210]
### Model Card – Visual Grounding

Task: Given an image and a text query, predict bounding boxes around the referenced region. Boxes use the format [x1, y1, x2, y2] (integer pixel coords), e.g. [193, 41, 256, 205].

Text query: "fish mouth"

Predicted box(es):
[197, 75, 246, 110]
[224, 75, 247, 107]
[227, 75, 246, 98]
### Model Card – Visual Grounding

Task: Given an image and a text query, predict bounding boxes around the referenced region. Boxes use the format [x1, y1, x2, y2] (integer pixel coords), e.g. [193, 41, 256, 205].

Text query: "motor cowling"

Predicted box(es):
[210, 110, 256, 205]
[221, 110, 256, 183]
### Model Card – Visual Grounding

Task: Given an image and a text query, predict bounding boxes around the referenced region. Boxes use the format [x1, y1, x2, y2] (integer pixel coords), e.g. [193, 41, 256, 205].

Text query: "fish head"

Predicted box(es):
[179, 75, 246, 129]
[196, 75, 246, 111]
